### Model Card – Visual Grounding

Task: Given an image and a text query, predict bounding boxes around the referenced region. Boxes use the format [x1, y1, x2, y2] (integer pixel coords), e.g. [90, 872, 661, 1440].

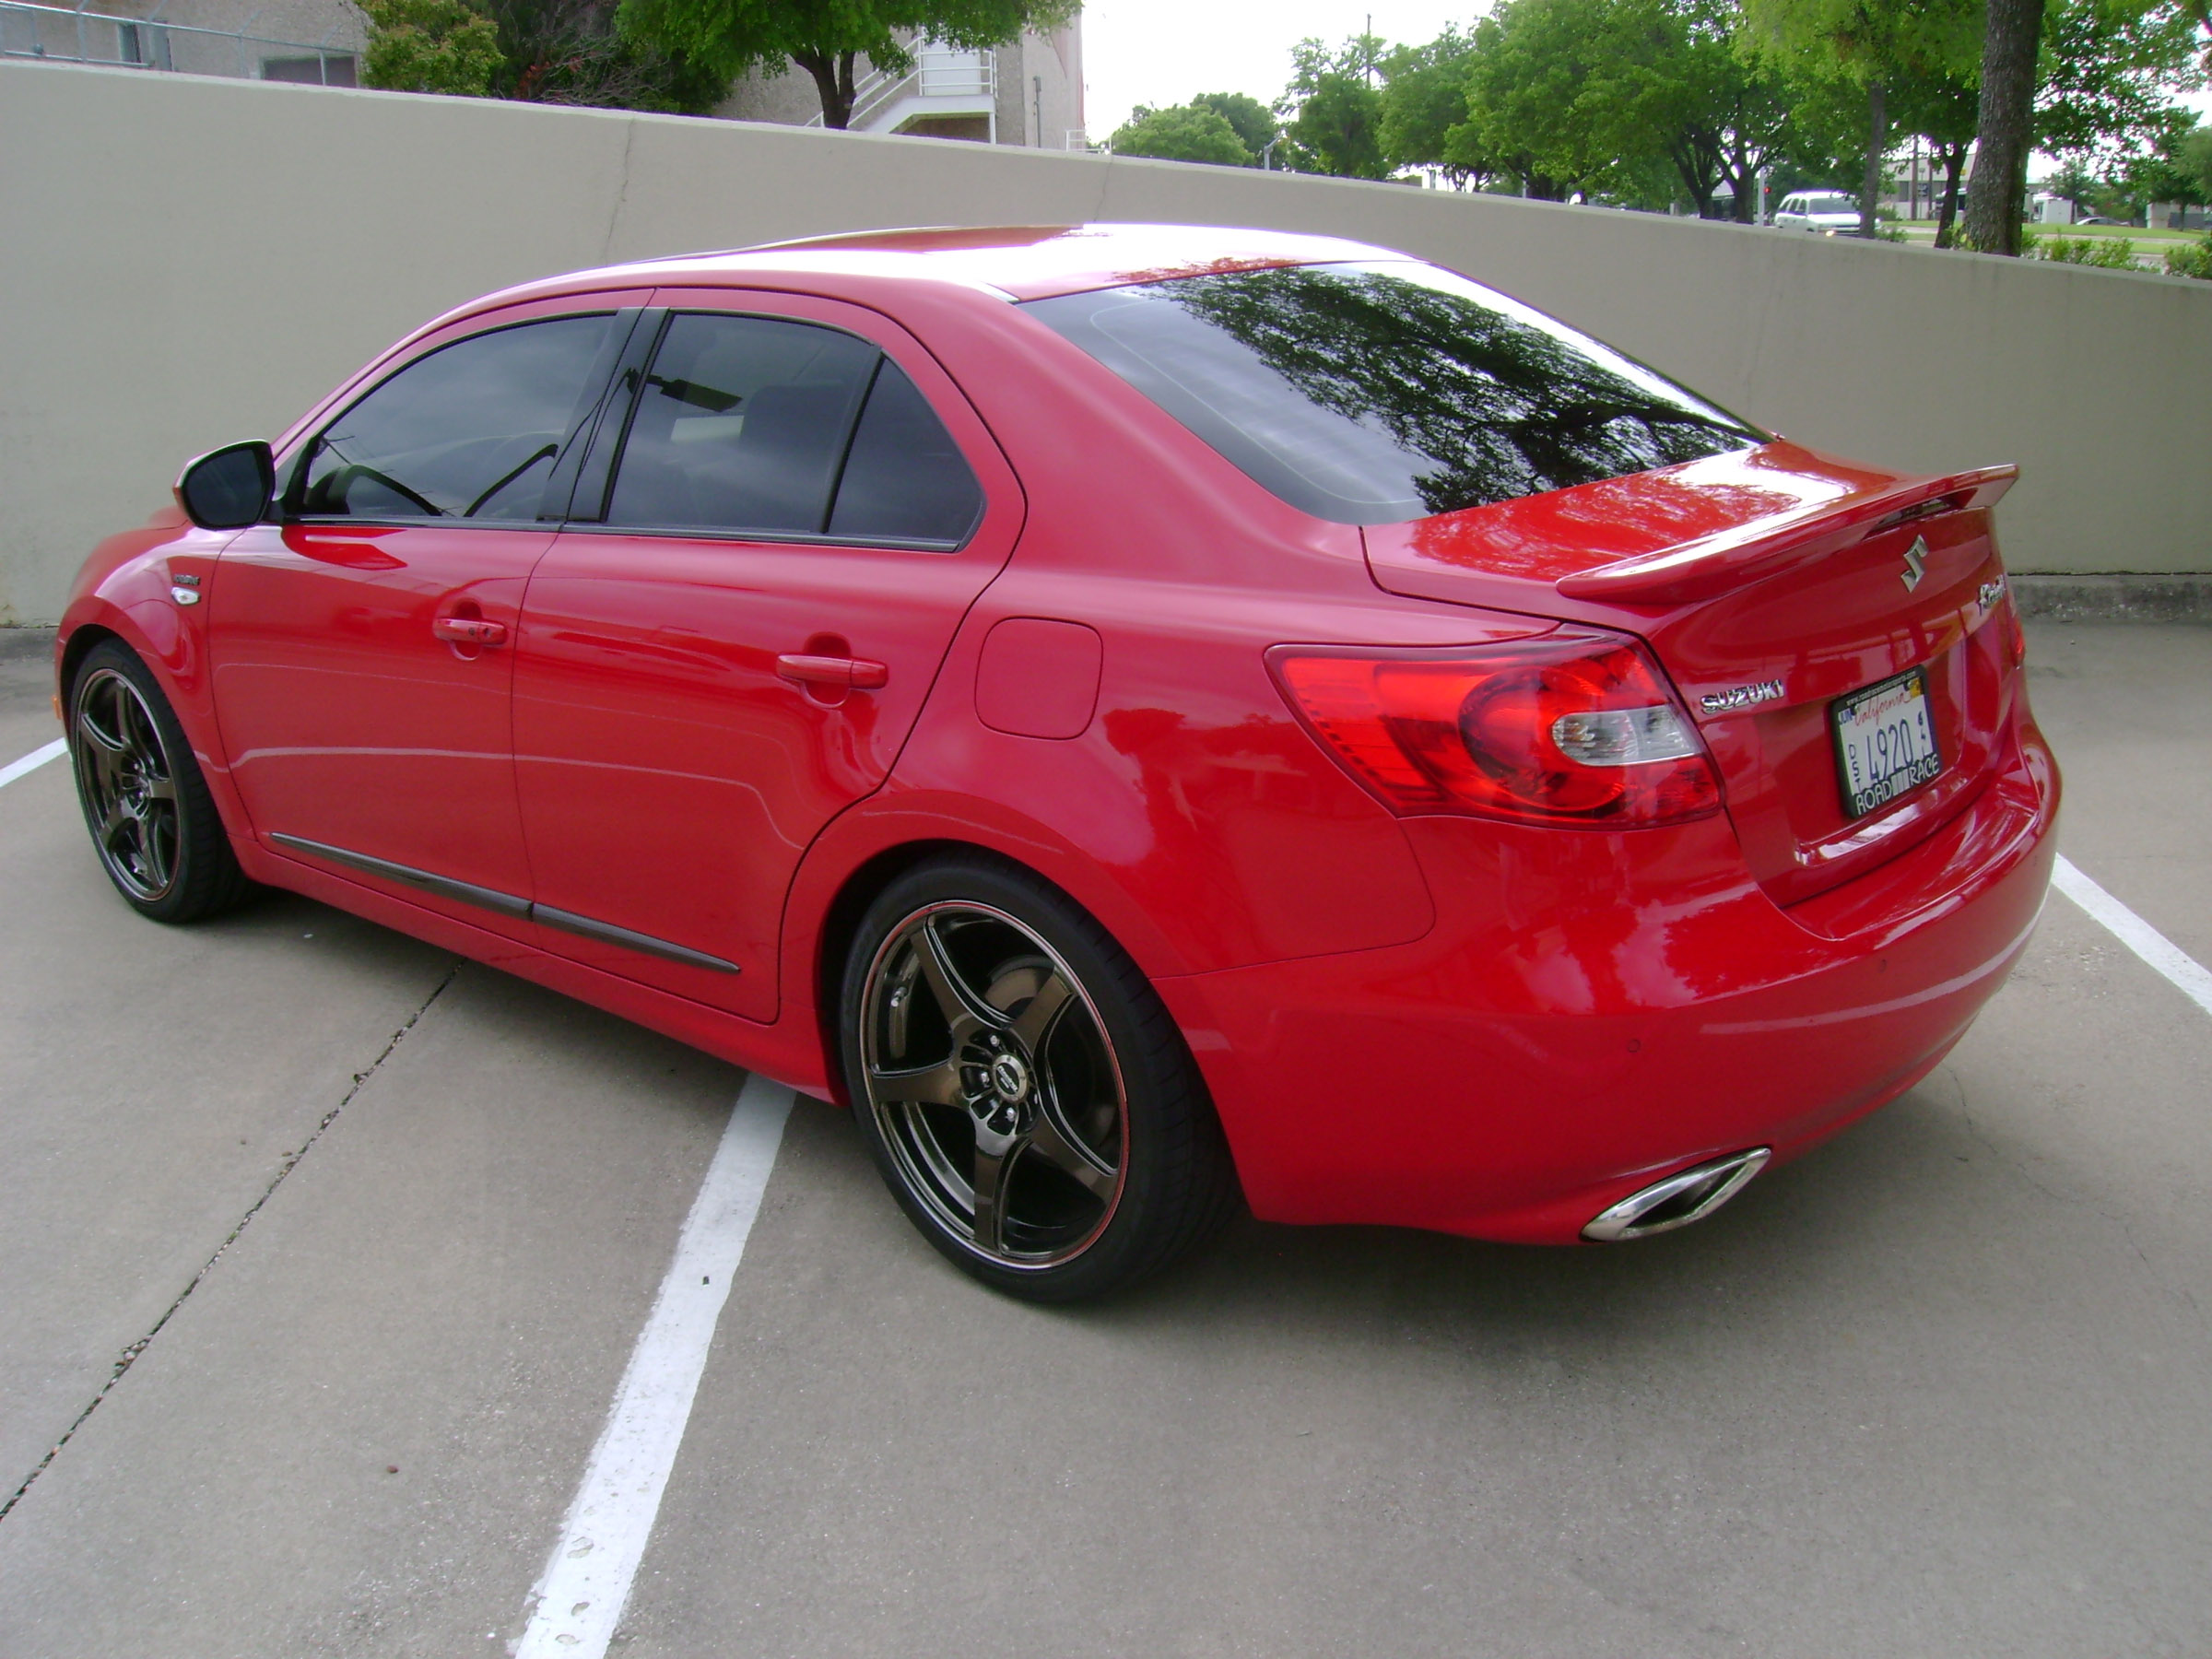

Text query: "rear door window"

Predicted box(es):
[294, 315, 616, 521]
[603, 314, 879, 537]
[1024, 261, 1763, 524]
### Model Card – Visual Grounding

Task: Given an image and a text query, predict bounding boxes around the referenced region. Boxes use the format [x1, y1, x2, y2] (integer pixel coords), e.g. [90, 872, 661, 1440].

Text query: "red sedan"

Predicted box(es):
[56, 224, 2057, 1299]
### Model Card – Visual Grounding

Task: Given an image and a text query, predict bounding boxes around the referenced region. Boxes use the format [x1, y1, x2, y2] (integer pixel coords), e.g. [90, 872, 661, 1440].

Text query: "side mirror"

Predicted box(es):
[175, 441, 275, 530]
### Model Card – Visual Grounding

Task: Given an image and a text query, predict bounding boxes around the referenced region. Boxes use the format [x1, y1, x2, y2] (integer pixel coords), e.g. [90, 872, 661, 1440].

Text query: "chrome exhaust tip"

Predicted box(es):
[1581, 1147, 1772, 1242]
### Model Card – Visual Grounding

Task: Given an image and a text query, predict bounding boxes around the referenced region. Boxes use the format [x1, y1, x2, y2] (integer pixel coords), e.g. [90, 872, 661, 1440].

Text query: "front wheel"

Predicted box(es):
[69, 640, 252, 923]
[841, 856, 1237, 1301]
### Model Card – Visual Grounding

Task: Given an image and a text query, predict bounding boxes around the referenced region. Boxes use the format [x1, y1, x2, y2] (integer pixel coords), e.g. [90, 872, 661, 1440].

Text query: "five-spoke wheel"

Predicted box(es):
[68, 640, 250, 923]
[842, 857, 1235, 1300]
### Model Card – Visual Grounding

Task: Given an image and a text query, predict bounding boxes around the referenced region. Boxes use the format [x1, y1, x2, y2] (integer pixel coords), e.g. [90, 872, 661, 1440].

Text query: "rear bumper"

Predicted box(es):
[1156, 717, 2058, 1244]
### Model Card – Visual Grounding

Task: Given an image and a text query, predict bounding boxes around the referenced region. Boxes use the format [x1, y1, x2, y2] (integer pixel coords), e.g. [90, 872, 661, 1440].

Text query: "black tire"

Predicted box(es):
[840, 853, 1238, 1301]
[69, 639, 253, 924]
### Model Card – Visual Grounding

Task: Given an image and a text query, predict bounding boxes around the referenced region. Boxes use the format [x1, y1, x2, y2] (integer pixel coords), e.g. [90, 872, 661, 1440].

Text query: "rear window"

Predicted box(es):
[1807, 196, 1855, 214]
[1023, 262, 1761, 524]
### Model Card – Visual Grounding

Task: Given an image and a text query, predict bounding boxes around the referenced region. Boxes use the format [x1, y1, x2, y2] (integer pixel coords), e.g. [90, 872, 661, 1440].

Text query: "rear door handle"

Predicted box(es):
[777, 653, 888, 690]
[433, 617, 509, 647]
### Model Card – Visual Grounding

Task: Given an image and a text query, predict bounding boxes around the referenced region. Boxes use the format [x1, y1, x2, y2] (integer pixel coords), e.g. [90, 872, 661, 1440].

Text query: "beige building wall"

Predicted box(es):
[2, 61, 2207, 624]
[994, 24, 1084, 148]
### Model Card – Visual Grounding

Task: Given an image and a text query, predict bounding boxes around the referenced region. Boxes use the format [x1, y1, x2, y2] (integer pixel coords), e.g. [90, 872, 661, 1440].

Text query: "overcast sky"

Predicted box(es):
[1079, 0, 1472, 139]
[1077, 1, 2212, 147]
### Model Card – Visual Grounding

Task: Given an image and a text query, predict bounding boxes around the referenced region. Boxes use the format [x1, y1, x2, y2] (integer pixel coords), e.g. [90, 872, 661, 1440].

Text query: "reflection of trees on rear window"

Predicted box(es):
[1024, 264, 1761, 524]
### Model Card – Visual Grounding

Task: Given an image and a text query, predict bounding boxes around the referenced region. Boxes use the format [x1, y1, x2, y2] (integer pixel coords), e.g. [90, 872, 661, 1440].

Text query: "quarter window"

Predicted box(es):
[296, 315, 615, 521]
[828, 360, 984, 545]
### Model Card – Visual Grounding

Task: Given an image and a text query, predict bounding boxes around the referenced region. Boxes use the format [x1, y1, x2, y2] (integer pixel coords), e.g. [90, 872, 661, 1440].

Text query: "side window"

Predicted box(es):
[828, 359, 985, 546]
[296, 315, 615, 521]
[605, 314, 879, 536]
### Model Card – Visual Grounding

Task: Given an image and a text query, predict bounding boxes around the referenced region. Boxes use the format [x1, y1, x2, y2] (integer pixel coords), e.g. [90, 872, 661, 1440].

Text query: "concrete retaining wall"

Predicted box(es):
[4, 60, 2207, 624]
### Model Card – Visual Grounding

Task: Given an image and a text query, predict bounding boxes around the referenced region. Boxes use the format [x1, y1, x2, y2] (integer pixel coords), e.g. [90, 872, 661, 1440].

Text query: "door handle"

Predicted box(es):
[433, 616, 509, 647]
[777, 653, 888, 690]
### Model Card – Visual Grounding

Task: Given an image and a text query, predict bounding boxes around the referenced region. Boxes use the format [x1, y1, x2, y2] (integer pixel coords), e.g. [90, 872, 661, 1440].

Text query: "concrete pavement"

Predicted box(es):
[1, 622, 2207, 1657]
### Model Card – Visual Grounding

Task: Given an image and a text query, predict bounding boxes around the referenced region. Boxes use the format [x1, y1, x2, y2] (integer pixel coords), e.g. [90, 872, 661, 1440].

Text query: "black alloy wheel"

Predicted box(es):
[841, 855, 1237, 1301]
[69, 640, 251, 923]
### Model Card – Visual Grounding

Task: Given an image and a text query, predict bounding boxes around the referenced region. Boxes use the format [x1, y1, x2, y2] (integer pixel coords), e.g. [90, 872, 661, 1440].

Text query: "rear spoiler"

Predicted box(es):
[1555, 464, 2018, 605]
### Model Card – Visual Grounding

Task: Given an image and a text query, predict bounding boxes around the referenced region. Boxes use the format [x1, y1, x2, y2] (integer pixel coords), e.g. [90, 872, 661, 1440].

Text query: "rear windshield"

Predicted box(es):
[1022, 261, 1762, 525]
[1806, 196, 1855, 214]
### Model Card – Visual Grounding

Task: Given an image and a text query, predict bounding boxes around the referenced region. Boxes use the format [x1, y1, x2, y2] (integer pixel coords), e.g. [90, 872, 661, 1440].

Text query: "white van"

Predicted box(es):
[1773, 192, 1861, 233]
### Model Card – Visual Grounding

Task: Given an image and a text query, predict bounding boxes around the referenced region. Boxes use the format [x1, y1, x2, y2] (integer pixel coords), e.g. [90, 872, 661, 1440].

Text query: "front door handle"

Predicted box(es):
[433, 616, 510, 647]
[777, 653, 888, 690]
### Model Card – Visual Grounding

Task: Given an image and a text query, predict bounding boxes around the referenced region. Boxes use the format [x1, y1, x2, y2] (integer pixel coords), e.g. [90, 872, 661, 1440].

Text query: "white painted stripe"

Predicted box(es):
[516, 1075, 795, 1659]
[0, 737, 66, 789]
[2052, 854, 2212, 1020]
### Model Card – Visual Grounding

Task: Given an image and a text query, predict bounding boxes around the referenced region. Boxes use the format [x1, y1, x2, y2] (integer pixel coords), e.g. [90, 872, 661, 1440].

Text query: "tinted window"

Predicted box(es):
[827, 360, 983, 545]
[606, 313, 878, 536]
[1024, 262, 1763, 524]
[298, 315, 614, 521]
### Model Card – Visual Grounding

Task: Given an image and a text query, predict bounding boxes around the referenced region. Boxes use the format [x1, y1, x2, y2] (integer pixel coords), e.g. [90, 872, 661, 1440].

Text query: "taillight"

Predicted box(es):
[1267, 629, 1723, 828]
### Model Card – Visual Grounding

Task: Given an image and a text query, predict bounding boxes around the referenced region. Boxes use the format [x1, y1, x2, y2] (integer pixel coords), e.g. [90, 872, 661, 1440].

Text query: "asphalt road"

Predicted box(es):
[2, 620, 2208, 1658]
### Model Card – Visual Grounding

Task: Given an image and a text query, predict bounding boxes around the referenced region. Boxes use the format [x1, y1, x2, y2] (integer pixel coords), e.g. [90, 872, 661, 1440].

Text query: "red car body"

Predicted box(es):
[56, 224, 2057, 1245]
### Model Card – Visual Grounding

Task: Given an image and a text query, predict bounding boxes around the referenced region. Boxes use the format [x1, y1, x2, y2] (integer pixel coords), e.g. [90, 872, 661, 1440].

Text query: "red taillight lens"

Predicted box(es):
[1268, 629, 1723, 828]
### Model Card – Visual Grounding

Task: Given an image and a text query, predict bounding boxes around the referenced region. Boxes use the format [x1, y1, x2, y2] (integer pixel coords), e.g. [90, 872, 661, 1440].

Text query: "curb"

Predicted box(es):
[0, 626, 57, 663]
[2011, 573, 2212, 625]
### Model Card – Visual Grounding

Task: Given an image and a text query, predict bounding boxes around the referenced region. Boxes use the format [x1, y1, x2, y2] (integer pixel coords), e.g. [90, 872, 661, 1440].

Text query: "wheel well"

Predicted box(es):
[58, 623, 120, 702]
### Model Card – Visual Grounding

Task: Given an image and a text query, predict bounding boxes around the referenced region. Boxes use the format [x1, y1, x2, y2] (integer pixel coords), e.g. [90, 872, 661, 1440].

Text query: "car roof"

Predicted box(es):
[482, 223, 1410, 309]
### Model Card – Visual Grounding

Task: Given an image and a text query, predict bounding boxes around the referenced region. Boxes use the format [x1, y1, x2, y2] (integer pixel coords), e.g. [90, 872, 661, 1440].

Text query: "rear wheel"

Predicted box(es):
[841, 855, 1236, 1301]
[70, 640, 251, 923]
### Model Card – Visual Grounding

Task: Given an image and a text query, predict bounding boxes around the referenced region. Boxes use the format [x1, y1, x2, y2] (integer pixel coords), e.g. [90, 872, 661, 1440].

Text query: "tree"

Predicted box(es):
[1888, 61, 1980, 241]
[2036, 0, 2207, 168]
[479, 0, 726, 111]
[1192, 92, 1282, 161]
[1277, 34, 1394, 179]
[361, 0, 507, 95]
[1456, 0, 1673, 200]
[1964, 0, 2045, 251]
[1110, 103, 1254, 165]
[1743, 0, 1982, 237]
[1378, 29, 1480, 184]
[616, 0, 1076, 128]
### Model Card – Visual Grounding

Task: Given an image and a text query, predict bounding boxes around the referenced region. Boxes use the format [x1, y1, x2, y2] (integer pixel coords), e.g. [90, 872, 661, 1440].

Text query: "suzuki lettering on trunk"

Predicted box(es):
[1832, 666, 1944, 818]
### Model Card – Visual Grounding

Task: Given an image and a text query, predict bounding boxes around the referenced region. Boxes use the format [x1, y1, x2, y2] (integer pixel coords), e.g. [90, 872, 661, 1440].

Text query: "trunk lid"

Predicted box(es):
[1363, 441, 2024, 906]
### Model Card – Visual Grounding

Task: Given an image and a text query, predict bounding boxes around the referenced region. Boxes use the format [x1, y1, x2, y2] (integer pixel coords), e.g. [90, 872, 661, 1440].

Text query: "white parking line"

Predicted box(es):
[515, 1074, 794, 1659]
[0, 737, 66, 789]
[2053, 854, 2212, 1020]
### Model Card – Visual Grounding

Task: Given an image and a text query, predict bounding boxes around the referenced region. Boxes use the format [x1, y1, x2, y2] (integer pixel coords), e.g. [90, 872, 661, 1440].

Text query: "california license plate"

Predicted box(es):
[1831, 666, 1943, 818]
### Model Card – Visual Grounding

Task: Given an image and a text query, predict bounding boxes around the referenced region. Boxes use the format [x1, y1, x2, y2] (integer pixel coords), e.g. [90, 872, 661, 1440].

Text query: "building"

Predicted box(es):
[3, 0, 1085, 150]
[716, 27, 1085, 150]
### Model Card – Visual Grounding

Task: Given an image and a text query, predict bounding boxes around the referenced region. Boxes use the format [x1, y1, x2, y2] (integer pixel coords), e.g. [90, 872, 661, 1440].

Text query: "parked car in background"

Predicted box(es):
[1775, 192, 1861, 233]
[55, 224, 2056, 1300]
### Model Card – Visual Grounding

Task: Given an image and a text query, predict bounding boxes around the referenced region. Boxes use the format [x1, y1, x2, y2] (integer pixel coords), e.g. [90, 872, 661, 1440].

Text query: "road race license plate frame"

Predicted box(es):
[1830, 665, 1943, 819]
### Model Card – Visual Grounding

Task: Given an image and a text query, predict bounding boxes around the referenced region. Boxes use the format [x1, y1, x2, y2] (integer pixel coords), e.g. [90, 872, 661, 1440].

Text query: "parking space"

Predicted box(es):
[2, 622, 2209, 1656]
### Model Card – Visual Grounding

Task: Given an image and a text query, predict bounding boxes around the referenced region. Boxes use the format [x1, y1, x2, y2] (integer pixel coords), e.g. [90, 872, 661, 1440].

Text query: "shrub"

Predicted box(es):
[2165, 233, 2212, 280]
[2039, 235, 2139, 269]
[361, 0, 504, 96]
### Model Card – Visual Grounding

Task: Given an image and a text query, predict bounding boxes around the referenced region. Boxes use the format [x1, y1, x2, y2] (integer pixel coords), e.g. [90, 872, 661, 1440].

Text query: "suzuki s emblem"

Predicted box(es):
[1699, 677, 1787, 714]
[1978, 575, 2006, 612]
[1900, 535, 1929, 592]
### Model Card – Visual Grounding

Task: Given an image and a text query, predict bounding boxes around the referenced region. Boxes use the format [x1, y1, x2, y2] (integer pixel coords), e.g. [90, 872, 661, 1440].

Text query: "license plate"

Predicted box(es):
[1831, 666, 1943, 818]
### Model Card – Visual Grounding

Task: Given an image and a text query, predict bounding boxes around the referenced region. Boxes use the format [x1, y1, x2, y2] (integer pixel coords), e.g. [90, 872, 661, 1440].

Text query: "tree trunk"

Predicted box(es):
[794, 47, 851, 127]
[1934, 144, 1968, 247]
[1963, 0, 2047, 254]
[1859, 78, 1887, 238]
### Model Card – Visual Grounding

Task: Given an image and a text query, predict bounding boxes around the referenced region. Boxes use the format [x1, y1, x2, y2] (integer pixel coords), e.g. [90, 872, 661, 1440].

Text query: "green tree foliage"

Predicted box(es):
[1277, 35, 1393, 179]
[616, 0, 1075, 127]
[1454, 0, 1656, 199]
[1191, 91, 1282, 159]
[1110, 102, 1254, 164]
[361, 0, 506, 95]
[479, 0, 726, 111]
[2036, 0, 2208, 167]
[1377, 29, 1479, 182]
[1741, 0, 1982, 236]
